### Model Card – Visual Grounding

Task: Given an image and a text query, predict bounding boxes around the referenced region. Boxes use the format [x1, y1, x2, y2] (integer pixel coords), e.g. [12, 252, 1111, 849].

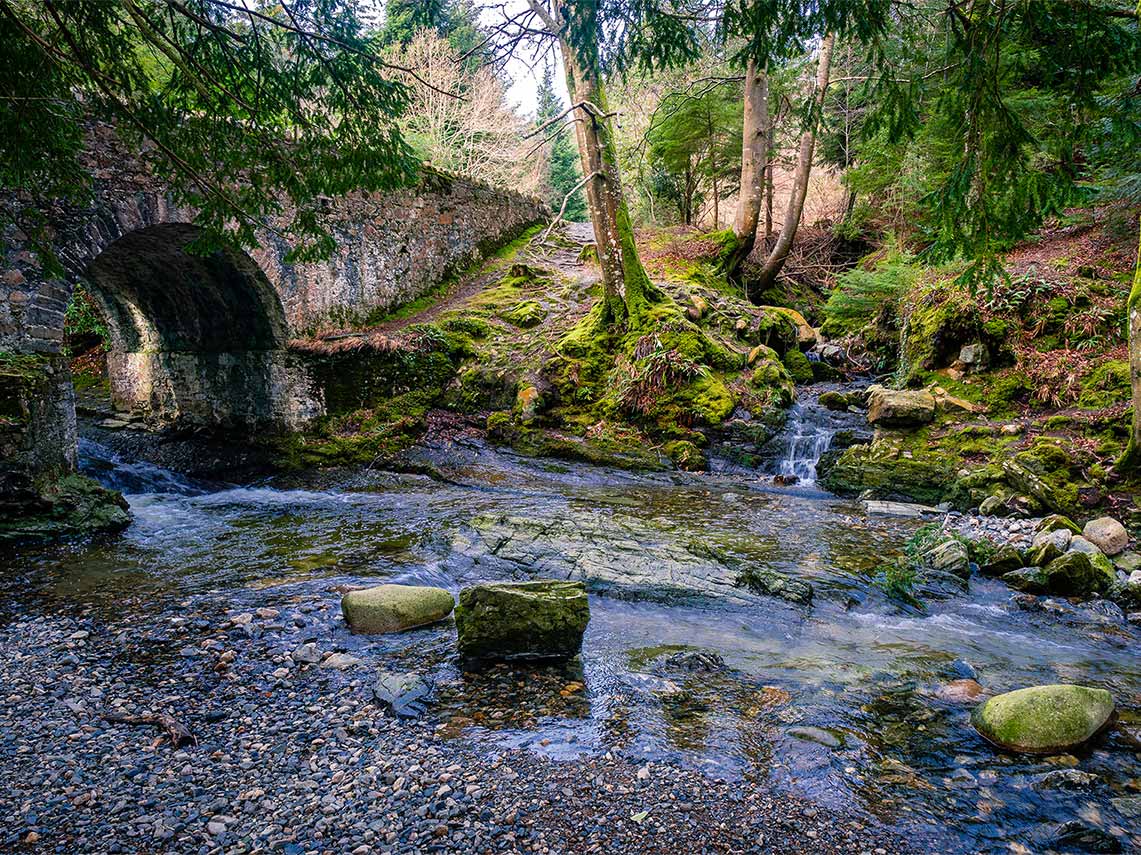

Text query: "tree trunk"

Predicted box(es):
[555, 3, 655, 324]
[753, 32, 835, 294]
[1122, 214, 1141, 471]
[724, 58, 768, 281]
[765, 120, 775, 245]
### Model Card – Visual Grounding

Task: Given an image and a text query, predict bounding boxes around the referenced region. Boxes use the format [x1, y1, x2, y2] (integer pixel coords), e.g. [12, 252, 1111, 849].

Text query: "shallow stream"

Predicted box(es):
[5, 432, 1140, 852]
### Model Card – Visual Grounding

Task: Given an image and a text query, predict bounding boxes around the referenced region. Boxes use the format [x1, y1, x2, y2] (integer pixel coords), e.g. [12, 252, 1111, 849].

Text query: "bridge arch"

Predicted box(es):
[79, 221, 318, 430]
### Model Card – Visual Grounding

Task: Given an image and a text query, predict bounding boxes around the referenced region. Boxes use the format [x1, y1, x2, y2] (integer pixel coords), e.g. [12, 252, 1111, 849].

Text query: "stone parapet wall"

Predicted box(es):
[1, 123, 546, 355]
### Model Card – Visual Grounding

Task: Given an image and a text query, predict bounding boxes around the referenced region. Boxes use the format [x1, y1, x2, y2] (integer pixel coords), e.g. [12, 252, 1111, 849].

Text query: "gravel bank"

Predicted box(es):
[0, 597, 916, 854]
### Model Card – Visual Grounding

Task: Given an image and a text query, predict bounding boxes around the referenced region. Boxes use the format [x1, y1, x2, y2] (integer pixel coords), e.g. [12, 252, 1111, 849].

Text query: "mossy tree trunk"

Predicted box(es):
[753, 32, 835, 295]
[543, 0, 656, 326]
[1122, 213, 1141, 472]
[724, 58, 769, 284]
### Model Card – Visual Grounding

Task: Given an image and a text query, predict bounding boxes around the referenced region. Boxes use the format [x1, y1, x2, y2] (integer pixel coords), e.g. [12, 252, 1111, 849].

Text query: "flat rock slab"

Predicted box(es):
[863, 500, 940, 518]
[450, 512, 811, 607]
[455, 580, 590, 662]
[341, 584, 454, 634]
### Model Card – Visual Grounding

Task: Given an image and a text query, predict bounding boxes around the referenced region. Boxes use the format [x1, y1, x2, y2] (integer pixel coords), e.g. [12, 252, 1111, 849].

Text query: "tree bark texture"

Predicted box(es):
[1122, 214, 1141, 470]
[554, 0, 655, 323]
[725, 58, 769, 282]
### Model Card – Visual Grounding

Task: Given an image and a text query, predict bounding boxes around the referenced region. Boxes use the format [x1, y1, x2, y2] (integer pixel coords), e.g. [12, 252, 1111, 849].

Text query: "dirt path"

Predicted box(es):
[360, 223, 596, 338]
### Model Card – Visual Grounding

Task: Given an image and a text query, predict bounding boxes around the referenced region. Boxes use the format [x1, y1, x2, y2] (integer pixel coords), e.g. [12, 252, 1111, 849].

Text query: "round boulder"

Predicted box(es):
[1082, 517, 1130, 556]
[341, 584, 455, 634]
[971, 684, 1114, 754]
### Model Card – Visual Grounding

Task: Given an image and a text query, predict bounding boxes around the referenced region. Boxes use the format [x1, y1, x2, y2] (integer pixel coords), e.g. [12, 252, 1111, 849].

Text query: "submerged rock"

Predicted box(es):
[454, 580, 590, 662]
[865, 385, 935, 428]
[971, 684, 1114, 754]
[372, 672, 433, 718]
[451, 512, 811, 607]
[1033, 821, 1122, 854]
[1082, 517, 1129, 556]
[937, 679, 986, 704]
[341, 584, 455, 634]
[1031, 769, 1099, 791]
[788, 726, 843, 749]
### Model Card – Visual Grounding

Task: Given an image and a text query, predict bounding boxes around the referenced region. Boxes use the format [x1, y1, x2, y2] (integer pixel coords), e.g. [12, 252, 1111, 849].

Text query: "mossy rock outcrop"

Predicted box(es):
[818, 439, 956, 505]
[0, 473, 131, 543]
[454, 580, 590, 662]
[971, 684, 1115, 754]
[341, 584, 455, 634]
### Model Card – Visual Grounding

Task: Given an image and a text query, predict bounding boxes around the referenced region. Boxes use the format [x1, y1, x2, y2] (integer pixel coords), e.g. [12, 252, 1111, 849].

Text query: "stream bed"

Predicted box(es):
[4, 431, 1140, 853]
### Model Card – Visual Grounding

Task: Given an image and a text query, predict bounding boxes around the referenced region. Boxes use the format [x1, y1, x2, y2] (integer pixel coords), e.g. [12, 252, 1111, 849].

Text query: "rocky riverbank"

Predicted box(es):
[0, 592, 913, 854]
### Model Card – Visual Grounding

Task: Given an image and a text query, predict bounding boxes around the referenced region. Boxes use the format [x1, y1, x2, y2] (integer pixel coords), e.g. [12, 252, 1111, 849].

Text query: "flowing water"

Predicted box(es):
[5, 435, 1140, 852]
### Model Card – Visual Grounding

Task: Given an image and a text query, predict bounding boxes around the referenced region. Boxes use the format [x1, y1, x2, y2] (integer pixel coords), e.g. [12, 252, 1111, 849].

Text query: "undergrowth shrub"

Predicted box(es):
[821, 251, 919, 338]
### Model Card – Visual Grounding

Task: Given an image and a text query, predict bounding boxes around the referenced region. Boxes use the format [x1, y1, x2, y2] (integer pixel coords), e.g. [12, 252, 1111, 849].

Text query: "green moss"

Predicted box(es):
[781, 349, 813, 385]
[485, 411, 668, 472]
[441, 316, 492, 339]
[499, 300, 546, 328]
[900, 284, 981, 379]
[818, 433, 958, 505]
[663, 439, 707, 471]
[972, 685, 1114, 754]
[1078, 360, 1130, 409]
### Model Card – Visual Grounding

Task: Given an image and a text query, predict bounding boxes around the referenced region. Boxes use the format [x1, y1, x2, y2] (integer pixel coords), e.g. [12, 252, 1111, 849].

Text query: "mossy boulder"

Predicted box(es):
[1040, 551, 1115, 597]
[664, 439, 707, 471]
[971, 685, 1115, 754]
[767, 306, 816, 349]
[781, 349, 814, 385]
[748, 346, 795, 406]
[341, 584, 455, 634]
[1037, 514, 1082, 536]
[980, 547, 1025, 577]
[499, 300, 546, 328]
[818, 439, 956, 505]
[454, 580, 590, 662]
[1003, 566, 1048, 593]
[866, 385, 935, 428]
[818, 391, 850, 411]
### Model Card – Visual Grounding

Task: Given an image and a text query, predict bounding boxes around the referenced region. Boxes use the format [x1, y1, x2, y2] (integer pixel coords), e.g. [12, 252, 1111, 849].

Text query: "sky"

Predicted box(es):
[479, 1, 570, 119]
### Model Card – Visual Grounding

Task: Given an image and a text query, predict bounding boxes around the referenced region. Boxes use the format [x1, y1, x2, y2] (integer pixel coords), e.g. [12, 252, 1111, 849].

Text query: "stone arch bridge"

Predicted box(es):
[1, 124, 544, 486]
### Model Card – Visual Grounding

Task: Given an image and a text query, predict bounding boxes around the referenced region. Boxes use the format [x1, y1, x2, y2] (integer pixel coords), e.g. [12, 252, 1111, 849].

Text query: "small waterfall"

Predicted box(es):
[759, 386, 871, 486]
[772, 402, 839, 483]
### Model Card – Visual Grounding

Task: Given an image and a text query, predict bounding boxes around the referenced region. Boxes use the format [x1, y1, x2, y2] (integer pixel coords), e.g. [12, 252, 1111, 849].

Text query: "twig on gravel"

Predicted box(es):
[104, 711, 197, 748]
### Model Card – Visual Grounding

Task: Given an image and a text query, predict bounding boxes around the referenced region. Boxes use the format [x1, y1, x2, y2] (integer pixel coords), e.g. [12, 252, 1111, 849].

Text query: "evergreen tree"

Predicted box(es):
[537, 65, 587, 222]
[646, 81, 742, 226]
[381, 0, 485, 67]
